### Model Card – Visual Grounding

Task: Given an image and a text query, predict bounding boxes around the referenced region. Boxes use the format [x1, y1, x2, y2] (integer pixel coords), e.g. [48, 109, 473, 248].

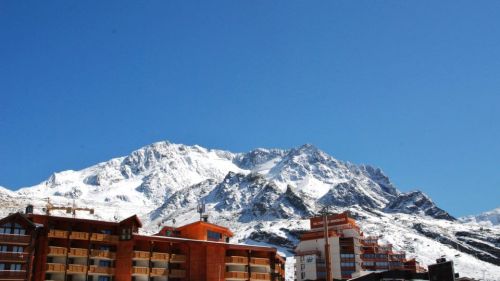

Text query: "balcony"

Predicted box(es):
[169, 269, 186, 278]
[170, 254, 186, 263]
[132, 267, 149, 276]
[88, 265, 114, 275]
[48, 230, 68, 239]
[90, 233, 119, 243]
[0, 270, 26, 279]
[46, 263, 65, 273]
[225, 256, 248, 265]
[250, 272, 270, 281]
[250, 258, 270, 267]
[48, 246, 67, 256]
[69, 231, 89, 240]
[151, 252, 169, 261]
[0, 234, 31, 245]
[90, 249, 115, 260]
[150, 268, 168, 277]
[68, 248, 88, 257]
[0, 252, 27, 262]
[225, 271, 249, 280]
[132, 251, 150, 260]
[67, 264, 87, 274]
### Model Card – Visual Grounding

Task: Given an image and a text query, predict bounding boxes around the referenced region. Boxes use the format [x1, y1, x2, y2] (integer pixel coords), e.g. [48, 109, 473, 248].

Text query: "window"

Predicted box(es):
[0, 246, 7, 252]
[99, 260, 111, 267]
[207, 230, 222, 241]
[0, 263, 5, 270]
[340, 253, 355, 258]
[13, 224, 25, 235]
[101, 230, 112, 234]
[300, 272, 305, 279]
[99, 246, 110, 251]
[341, 262, 355, 267]
[98, 276, 110, 281]
[13, 246, 23, 253]
[300, 264, 305, 270]
[121, 228, 131, 240]
[10, 264, 21, 271]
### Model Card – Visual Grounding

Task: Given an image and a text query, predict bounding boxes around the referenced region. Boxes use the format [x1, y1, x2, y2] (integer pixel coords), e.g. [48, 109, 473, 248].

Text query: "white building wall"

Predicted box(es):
[294, 236, 343, 280]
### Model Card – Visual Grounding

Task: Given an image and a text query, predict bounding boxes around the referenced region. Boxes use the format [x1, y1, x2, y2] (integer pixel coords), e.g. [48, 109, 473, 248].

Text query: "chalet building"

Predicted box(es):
[294, 212, 425, 280]
[0, 213, 39, 281]
[0, 210, 286, 281]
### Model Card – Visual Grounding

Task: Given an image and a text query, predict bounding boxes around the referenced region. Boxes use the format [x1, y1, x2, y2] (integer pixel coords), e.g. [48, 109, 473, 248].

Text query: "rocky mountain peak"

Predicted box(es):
[385, 190, 455, 221]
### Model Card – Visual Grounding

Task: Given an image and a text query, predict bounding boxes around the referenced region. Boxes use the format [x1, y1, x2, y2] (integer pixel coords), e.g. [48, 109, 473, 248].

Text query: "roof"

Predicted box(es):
[176, 220, 234, 237]
[119, 215, 142, 228]
[0, 212, 37, 229]
[133, 233, 278, 253]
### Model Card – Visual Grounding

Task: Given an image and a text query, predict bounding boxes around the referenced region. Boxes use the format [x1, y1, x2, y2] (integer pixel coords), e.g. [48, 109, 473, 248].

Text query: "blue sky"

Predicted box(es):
[1, 1, 499, 217]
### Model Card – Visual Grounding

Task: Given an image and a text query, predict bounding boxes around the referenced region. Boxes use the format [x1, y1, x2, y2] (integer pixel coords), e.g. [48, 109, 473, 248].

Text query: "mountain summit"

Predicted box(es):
[1, 141, 498, 280]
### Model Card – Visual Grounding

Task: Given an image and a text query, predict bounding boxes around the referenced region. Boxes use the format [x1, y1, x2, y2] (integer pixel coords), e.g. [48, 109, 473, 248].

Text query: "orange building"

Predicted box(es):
[0, 210, 285, 281]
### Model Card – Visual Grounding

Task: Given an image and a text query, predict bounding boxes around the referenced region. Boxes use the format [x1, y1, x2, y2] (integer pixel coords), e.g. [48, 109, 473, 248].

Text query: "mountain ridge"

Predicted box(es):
[0, 141, 498, 280]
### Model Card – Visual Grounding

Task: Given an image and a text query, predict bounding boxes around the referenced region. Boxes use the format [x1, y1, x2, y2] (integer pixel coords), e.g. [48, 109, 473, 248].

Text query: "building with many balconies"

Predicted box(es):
[0, 209, 285, 281]
[294, 212, 425, 280]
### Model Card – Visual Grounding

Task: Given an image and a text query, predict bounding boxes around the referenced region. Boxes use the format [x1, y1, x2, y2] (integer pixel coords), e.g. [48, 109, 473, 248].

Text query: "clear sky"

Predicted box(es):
[1, 1, 499, 217]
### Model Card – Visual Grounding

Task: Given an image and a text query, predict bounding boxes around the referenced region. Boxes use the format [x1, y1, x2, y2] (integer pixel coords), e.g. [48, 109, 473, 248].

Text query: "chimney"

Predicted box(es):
[25, 204, 34, 214]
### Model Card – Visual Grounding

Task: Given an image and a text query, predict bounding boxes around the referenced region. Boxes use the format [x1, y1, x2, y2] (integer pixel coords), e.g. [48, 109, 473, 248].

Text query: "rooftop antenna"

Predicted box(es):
[197, 199, 208, 222]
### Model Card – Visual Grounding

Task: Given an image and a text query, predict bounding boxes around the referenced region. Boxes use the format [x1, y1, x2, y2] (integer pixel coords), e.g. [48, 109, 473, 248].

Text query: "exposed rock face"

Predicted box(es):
[385, 191, 455, 221]
[1, 141, 499, 280]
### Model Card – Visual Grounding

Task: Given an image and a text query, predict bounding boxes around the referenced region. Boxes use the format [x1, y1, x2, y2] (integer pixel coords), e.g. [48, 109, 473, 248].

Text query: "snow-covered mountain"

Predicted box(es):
[1, 141, 499, 280]
[461, 208, 500, 226]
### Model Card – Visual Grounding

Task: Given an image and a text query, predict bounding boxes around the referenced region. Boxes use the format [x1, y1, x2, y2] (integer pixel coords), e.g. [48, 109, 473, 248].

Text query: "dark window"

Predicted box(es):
[99, 260, 111, 267]
[121, 228, 131, 240]
[207, 230, 222, 241]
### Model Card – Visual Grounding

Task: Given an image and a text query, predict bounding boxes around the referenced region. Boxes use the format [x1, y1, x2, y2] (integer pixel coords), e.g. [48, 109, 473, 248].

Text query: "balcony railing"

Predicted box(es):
[151, 252, 169, 261]
[67, 264, 87, 274]
[0, 234, 31, 245]
[46, 263, 65, 272]
[90, 249, 115, 260]
[250, 272, 271, 280]
[169, 269, 186, 278]
[250, 258, 270, 267]
[0, 270, 26, 279]
[88, 265, 115, 275]
[69, 231, 89, 240]
[132, 251, 150, 260]
[90, 233, 119, 243]
[225, 256, 248, 264]
[170, 254, 186, 263]
[68, 248, 88, 257]
[225, 271, 249, 279]
[132, 267, 149, 275]
[48, 230, 68, 239]
[150, 268, 168, 276]
[48, 246, 67, 256]
[0, 252, 27, 262]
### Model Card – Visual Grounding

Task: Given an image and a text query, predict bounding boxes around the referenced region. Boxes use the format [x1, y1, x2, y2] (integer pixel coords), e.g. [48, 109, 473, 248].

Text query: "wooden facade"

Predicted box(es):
[0, 213, 286, 281]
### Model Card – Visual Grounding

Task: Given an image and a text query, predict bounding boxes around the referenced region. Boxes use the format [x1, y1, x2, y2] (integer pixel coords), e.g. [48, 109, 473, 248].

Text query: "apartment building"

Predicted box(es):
[295, 212, 424, 280]
[0, 210, 286, 281]
[0, 213, 38, 281]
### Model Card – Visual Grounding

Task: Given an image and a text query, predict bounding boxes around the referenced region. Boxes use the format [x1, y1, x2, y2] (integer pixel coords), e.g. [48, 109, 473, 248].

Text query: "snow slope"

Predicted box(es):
[0, 141, 498, 280]
[461, 208, 500, 226]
